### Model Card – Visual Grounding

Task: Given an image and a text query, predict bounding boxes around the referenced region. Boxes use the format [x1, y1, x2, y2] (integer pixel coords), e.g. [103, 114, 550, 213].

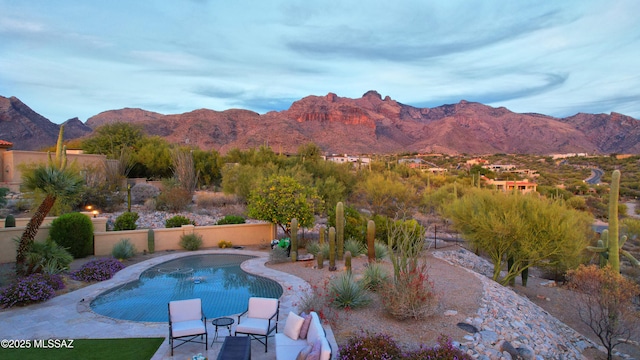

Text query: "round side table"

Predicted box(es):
[211, 317, 234, 344]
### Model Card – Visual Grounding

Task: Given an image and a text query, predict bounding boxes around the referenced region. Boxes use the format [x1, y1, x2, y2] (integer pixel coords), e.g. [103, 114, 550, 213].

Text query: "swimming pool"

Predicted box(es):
[90, 254, 283, 322]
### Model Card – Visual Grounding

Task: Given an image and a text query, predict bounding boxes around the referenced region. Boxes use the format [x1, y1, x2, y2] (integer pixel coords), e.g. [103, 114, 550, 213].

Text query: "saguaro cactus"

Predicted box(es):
[336, 202, 344, 261]
[147, 228, 155, 254]
[329, 226, 336, 271]
[291, 218, 298, 262]
[367, 220, 375, 263]
[5, 214, 16, 228]
[587, 170, 639, 271]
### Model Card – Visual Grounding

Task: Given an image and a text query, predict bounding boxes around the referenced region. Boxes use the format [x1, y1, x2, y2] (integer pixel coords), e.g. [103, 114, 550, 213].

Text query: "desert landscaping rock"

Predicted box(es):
[434, 248, 600, 360]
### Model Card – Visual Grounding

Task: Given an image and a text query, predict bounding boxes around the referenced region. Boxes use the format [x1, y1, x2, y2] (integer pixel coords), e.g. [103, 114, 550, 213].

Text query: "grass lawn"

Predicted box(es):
[0, 337, 165, 360]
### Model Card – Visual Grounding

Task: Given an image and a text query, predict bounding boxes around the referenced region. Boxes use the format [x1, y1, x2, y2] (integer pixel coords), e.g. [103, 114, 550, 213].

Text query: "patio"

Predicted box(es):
[0, 249, 320, 359]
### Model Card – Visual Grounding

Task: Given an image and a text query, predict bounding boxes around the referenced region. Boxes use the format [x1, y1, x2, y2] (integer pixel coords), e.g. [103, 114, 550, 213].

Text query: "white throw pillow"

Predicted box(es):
[283, 311, 305, 340]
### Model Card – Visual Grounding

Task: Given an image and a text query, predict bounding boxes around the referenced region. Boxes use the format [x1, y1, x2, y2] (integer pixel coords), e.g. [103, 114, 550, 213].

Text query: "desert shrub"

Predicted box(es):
[329, 272, 371, 309]
[114, 211, 139, 230]
[130, 183, 159, 204]
[71, 258, 125, 282]
[339, 332, 401, 360]
[112, 238, 137, 259]
[403, 335, 473, 360]
[165, 215, 196, 228]
[216, 215, 246, 225]
[380, 263, 436, 320]
[0, 187, 8, 208]
[374, 240, 388, 260]
[218, 240, 233, 248]
[361, 263, 390, 291]
[156, 187, 192, 211]
[49, 212, 94, 258]
[78, 185, 124, 212]
[306, 241, 321, 256]
[0, 273, 57, 308]
[269, 246, 289, 264]
[344, 239, 365, 257]
[196, 192, 240, 208]
[179, 233, 203, 251]
[25, 239, 73, 275]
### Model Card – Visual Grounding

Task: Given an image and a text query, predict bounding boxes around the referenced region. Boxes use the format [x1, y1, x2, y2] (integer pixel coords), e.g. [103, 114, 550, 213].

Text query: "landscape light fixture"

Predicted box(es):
[92, 210, 99, 218]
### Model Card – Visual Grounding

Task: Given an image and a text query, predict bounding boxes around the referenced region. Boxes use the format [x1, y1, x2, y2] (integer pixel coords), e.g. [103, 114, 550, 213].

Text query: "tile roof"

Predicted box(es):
[0, 139, 13, 148]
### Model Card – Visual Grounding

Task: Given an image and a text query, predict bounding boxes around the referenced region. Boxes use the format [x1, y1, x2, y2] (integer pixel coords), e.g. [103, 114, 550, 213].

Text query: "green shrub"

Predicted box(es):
[112, 238, 137, 259]
[179, 233, 203, 251]
[5, 214, 16, 228]
[114, 212, 139, 231]
[216, 215, 246, 225]
[0, 187, 8, 208]
[306, 241, 321, 256]
[344, 239, 365, 257]
[165, 215, 195, 228]
[329, 272, 371, 309]
[25, 239, 73, 274]
[339, 332, 401, 360]
[49, 212, 94, 258]
[361, 263, 390, 291]
[78, 185, 124, 213]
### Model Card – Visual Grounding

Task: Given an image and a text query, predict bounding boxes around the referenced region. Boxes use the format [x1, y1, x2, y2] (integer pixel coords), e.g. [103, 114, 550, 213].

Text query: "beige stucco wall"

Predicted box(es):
[0, 220, 275, 263]
[0, 150, 107, 192]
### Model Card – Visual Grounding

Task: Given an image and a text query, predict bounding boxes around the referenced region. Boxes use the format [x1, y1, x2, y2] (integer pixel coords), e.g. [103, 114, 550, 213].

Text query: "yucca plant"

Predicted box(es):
[329, 272, 371, 309]
[344, 239, 365, 257]
[361, 262, 390, 291]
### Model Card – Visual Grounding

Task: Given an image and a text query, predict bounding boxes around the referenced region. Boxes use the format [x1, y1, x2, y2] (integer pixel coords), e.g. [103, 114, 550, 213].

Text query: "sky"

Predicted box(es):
[1, 1, 639, 124]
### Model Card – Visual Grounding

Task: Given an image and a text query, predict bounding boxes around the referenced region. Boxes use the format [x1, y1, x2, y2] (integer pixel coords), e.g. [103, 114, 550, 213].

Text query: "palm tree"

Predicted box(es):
[15, 126, 83, 275]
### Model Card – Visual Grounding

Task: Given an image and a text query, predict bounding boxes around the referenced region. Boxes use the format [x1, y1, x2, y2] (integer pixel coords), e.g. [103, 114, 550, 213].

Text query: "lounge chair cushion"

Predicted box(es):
[172, 319, 206, 337]
[246, 297, 279, 318]
[236, 317, 271, 335]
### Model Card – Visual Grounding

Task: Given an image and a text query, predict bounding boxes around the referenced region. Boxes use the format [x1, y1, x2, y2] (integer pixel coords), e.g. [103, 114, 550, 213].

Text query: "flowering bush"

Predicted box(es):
[71, 258, 125, 282]
[403, 335, 473, 360]
[339, 332, 401, 360]
[0, 273, 57, 308]
[381, 263, 436, 320]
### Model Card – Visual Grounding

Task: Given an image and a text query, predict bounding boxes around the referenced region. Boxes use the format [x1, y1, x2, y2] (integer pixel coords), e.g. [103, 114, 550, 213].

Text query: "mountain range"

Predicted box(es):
[1, 91, 639, 155]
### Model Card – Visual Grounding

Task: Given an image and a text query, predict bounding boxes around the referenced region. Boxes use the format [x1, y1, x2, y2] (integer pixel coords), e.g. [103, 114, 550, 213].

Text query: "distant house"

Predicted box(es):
[324, 155, 371, 168]
[466, 158, 488, 165]
[482, 176, 537, 194]
[0, 140, 107, 192]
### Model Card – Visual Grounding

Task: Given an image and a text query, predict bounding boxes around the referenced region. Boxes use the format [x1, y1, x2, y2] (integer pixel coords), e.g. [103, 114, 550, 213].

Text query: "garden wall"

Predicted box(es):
[0, 219, 275, 263]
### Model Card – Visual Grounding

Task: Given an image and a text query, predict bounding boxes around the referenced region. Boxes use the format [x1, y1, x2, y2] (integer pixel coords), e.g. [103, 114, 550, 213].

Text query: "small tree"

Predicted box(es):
[16, 126, 83, 275]
[567, 265, 640, 360]
[247, 175, 320, 237]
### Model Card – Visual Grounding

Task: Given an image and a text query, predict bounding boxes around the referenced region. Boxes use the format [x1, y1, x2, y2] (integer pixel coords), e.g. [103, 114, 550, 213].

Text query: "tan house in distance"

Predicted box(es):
[481, 176, 537, 194]
[0, 140, 107, 192]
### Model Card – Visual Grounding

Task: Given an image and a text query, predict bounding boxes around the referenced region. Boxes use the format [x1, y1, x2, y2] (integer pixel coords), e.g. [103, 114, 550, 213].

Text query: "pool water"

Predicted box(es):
[90, 254, 283, 322]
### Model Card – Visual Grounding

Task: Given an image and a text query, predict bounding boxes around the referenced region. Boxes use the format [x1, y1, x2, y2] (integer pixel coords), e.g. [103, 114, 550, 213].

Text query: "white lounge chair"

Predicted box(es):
[235, 297, 279, 352]
[168, 298, 208, 355]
